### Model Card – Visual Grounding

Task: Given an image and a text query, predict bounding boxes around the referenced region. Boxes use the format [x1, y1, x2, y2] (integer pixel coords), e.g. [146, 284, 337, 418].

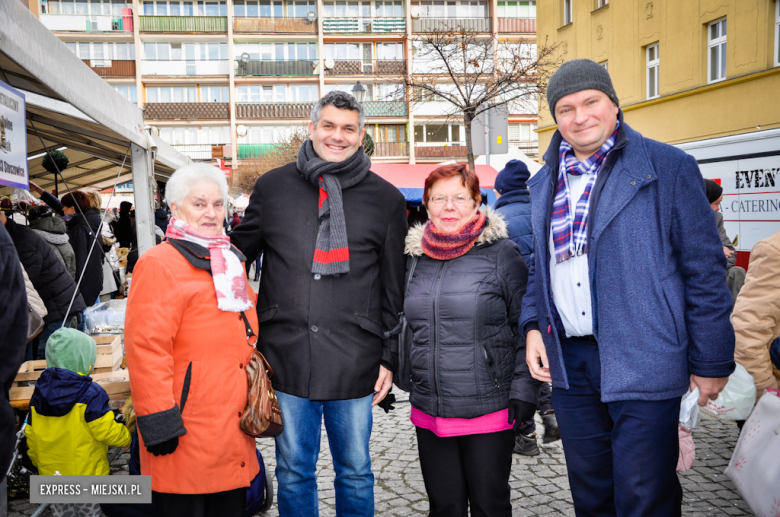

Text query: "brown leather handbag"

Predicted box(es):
[238, 311, 284, 438]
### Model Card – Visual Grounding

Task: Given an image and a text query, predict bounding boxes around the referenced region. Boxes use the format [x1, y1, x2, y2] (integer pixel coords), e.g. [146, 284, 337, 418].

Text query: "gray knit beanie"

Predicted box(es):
[547, 59, 619, 121]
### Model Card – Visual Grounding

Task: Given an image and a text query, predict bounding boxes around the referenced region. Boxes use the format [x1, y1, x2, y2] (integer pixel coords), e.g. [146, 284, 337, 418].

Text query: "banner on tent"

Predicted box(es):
[0, 81, 27, 189]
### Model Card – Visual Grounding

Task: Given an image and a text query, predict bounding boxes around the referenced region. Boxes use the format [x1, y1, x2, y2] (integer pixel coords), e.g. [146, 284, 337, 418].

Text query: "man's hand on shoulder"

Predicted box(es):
[526, 330, 552, 383]
[690, 374, 729, 406]
[372, 365, 393, 406]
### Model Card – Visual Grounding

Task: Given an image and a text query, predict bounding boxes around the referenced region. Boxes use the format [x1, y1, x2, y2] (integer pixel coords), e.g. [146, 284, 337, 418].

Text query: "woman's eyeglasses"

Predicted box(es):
[430, 195, 473, 206]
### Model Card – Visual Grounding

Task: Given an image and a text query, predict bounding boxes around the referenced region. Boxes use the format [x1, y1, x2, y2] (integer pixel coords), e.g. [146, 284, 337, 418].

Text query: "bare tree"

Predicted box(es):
[403, 27, 560, 171]
[232, 128, 310, 194]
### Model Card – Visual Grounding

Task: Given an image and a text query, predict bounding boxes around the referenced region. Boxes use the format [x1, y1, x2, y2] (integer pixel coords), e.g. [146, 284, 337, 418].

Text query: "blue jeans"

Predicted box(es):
[274, 391, 374, 517]
[553, 337, 682, 517]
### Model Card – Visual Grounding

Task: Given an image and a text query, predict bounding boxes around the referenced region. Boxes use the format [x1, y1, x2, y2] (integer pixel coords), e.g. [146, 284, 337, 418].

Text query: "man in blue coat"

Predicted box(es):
[493, 160, 561, 455]
[520, 59, 735, 515]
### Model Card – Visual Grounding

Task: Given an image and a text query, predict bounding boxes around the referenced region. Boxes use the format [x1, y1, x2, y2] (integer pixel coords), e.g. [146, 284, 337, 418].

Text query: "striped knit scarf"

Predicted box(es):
[297, 139, 371, 276]
[165, 218, 252, 312]
[551, 121, 620, 264]
[421, 211, 487, 260]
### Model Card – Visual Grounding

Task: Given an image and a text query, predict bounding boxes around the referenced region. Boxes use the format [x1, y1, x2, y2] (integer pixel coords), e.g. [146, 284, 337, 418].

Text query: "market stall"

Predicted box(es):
[370, 163, 501, 206]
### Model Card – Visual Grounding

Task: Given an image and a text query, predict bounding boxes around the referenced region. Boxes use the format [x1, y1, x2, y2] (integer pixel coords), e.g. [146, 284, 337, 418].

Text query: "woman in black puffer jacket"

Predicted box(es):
[402, 164, 540, 517]
[32, 185, 104, 307]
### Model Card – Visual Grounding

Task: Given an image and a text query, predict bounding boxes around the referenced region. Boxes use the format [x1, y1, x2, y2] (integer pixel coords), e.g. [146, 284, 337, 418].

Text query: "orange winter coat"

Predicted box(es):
[124, 241, 260, 494]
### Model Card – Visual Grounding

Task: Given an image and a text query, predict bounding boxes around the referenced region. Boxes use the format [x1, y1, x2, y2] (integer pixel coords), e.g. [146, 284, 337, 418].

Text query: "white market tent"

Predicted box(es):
[475, 145, 543, 177]
[0, 0, 191, 254]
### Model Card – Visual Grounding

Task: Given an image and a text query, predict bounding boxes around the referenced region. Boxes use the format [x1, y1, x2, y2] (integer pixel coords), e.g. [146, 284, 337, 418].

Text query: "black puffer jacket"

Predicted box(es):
[4, 219, 86, 325]
[404, 208, 540, 419]
[39, 192, 104, 306]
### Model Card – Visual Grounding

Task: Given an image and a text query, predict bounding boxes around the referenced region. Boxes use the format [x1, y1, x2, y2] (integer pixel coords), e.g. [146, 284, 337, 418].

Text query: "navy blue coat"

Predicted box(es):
[520, 115, 736, 402]
[493, 189, 533, 264]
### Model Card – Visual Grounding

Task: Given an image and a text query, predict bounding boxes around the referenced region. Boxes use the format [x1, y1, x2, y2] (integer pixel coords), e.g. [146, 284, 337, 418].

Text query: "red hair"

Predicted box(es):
[61, 191, 92, 213]
[423, 164, 481, 206]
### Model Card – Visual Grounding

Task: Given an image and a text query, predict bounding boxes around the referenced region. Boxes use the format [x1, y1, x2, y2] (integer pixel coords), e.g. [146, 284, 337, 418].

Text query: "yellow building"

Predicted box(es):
[535, 0, 780, 157]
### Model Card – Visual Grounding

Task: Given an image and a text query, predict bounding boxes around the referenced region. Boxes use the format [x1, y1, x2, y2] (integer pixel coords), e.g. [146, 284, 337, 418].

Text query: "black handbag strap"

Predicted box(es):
[405, 255, 419, 297]
[240, 311, 258, 347]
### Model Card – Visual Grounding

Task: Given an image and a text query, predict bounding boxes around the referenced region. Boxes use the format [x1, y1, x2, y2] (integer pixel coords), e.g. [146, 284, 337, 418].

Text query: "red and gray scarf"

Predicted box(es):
[297, 139, 371, 276]
[421, 211, 487, 260]
[165, 218, 252, 312]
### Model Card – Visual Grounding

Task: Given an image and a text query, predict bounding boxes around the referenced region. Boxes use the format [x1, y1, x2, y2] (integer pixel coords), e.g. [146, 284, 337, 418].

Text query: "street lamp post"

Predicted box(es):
[352, 81, 366, 103]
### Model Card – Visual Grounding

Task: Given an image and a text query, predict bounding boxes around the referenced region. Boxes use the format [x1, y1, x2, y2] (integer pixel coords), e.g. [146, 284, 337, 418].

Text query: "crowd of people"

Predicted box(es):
[1, 60, 779, 517]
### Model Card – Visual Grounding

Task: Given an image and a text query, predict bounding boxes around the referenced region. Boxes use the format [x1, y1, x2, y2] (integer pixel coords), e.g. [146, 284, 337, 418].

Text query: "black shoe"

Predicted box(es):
[513, 433, 540, 456]
[253, 274, 260, 282]
[541, 411, 561, 443]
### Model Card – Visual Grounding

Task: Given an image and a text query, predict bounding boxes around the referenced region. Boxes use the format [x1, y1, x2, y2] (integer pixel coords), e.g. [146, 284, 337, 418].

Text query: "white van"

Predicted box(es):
[677, 128, 780, 270]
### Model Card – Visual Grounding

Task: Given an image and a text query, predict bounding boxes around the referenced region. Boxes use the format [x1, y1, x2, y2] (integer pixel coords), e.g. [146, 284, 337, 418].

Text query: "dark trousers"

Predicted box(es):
[518, 381, 553, 435]
[153, 487, 246, 517]
[553, 337, 682, 517]
[416, 427, 514, 517]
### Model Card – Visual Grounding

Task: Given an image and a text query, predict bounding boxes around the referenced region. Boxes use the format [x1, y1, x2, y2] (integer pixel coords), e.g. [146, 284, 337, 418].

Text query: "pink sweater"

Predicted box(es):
[411, 407, 513, 438]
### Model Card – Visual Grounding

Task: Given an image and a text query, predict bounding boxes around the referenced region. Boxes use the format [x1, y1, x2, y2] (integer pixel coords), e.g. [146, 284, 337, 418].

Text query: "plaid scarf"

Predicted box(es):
[297, 139, 371, 276]
[551, 121, 620, 264]
[421, 211, 487, 260]
[165, 218, 252, 312]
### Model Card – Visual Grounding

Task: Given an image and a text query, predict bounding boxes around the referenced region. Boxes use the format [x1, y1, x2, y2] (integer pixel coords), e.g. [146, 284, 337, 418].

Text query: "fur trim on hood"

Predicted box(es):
[405, 206, 508, 257]
[32, 228, 70, 246]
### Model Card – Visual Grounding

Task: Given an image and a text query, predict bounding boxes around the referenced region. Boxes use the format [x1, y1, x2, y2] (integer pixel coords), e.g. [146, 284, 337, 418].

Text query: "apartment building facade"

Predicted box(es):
[32, 0, 540, 168]
[536, 0, 780, 155]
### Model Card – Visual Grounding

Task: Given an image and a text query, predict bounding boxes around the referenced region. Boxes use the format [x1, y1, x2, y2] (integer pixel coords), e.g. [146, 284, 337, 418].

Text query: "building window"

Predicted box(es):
[508, 122, 537, 142]
[143, 1, 225, 16]
[646, 43, 659, 99]
[234, 42, 317, 60]
[144, 42, 228, 61]
[159, 126, 230, 145]
[599, 60, 607, 71]
[324, 83, 373, 100]
[497, 1, 536, 18]
[563, 0, 572, 25]
[708, 18, 727, 83]
[65, 41, 135, 60]
[597, 0, 607, 8]
[46, 0, 132, 15]
[411, 1, 487, 19]
[112, 85, 137, 103]
[413, 124, 462, 143]
[775, 1, 780, 67]
[237, 85, 286, 102]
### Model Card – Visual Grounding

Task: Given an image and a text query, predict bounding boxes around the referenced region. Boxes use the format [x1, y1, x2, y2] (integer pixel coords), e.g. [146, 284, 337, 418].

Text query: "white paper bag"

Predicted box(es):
[724, 391, 780, 516]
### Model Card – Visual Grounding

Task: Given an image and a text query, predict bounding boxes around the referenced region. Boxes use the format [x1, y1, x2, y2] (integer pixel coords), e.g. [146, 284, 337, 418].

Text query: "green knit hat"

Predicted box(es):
[45, 328, 97, 376]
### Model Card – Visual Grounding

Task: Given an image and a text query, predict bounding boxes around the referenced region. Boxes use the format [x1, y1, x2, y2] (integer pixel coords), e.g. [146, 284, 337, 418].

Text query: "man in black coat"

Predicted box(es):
[230, 91, 407, 517]
[1, 212, 86, 358]
[0, 219, 27, 482]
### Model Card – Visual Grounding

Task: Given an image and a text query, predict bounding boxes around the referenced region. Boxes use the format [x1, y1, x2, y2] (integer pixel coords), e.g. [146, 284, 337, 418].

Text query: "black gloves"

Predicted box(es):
[146, 436, 179, 457]
[507, 399, 537, 433]
[378, 392, 396, 414]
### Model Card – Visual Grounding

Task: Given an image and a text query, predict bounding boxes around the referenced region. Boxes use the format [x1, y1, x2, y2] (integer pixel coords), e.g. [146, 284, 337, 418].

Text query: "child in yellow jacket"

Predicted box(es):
[26, 328, 131, 517]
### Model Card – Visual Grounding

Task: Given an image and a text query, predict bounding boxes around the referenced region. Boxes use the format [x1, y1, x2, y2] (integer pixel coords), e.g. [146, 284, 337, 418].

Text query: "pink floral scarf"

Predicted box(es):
[166, 218, 252, 312]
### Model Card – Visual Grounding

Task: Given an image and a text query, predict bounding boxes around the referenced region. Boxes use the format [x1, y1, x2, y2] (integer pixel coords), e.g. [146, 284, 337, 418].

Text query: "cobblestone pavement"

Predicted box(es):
[6, 394, 754, 516]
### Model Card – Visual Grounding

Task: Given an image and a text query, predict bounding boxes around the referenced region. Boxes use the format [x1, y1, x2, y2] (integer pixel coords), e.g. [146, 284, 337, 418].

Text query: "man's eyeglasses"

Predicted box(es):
[430, 195, 473, 206]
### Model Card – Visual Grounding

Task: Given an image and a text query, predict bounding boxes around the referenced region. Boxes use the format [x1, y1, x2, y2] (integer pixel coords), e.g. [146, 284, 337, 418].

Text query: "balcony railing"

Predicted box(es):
[171, 144, 216, 160]
[140, 60, 230, 76]
[411, 17, 491, 32]
[143, 102, 230, 120]
[139, 16, 228, 32]
[236, 103, 314, 119]
[82, 59, 136, 77]
[497, 17, 536, 33]
[412, 101, 460, 117]
[238, 144, 279, 159]
[233, 17, 317, 33]
[373, 142, 409, 157]
[235, 60, 317, 77]
[324, 59, 406, 76]
[363, 101, 408, 117]
[414, 144, 468, 158]
[40, 13, 133, 32]
[322, 17, 405, 34]
[509, 140, 539, 157]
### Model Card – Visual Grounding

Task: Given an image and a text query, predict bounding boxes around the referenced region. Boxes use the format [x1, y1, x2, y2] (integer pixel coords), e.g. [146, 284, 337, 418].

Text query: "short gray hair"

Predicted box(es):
[310, 90, 365, 131]
[166, 163, 229, 208]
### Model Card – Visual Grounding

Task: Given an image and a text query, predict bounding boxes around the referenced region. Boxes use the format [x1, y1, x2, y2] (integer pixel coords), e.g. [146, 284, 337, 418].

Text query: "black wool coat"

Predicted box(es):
[5, 219, 86, 325]
[40, 191, 104, 305]
[403, 209, 540, 419]
[230, 161, 408, 401]
[0, 224, 27, 477]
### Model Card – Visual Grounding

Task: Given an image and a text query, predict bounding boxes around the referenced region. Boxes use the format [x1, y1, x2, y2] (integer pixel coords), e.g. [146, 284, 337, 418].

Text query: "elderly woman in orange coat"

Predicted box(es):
[124, 163, 259, 517]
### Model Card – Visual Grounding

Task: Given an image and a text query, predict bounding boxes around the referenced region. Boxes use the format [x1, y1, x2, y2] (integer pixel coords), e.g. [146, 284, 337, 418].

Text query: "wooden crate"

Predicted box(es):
[10, 369, 130, 402]
[14, 360, 48, 385]
[93, 354, 123, 374]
